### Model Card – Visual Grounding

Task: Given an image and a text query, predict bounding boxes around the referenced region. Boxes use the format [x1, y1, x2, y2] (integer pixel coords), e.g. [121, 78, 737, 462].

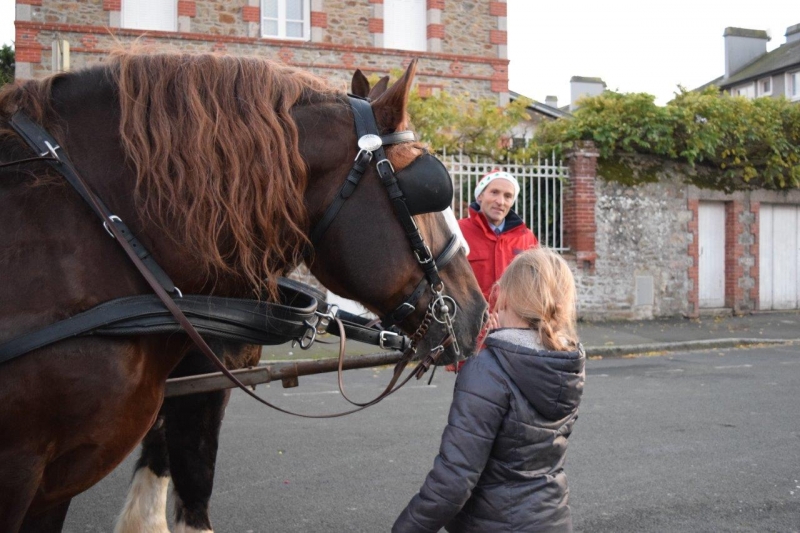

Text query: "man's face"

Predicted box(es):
[477, 179, 516, 227]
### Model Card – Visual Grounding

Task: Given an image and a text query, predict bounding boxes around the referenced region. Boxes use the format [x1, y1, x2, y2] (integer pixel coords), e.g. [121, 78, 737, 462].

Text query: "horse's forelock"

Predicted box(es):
[113, 52, 338, 299]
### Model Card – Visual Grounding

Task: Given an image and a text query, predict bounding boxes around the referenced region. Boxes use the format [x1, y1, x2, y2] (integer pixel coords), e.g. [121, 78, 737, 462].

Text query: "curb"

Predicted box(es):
[584, 338, 795, 358]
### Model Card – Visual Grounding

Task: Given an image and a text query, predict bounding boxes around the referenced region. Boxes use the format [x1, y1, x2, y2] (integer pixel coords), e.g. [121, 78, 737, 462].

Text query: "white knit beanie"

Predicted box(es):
[474, 170, 520, 200]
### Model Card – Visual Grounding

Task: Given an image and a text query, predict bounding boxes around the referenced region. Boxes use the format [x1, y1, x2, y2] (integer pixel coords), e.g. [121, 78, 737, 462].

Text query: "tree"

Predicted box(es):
[0, 44, 14, 87]
[373, 71, 532, 161]
[407, 88, 532, 160]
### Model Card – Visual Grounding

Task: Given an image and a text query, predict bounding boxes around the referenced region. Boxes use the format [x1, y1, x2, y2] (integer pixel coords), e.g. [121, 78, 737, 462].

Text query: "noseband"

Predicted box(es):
[310, 95, 462, 360]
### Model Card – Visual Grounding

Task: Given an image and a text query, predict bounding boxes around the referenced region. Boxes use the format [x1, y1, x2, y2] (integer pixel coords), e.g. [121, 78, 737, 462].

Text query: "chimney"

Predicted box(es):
[787, 23, 800, 44]
[723, 27, 769, 78]
[570, 76, 606, 111]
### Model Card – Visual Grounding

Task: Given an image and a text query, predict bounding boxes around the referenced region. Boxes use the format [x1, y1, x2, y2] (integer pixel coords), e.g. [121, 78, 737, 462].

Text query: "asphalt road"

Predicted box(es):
[64, 344, 800, 532]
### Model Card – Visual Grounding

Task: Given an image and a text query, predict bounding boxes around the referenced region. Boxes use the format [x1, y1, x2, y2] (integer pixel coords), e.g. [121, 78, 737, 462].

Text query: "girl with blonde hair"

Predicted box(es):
[394, 247, 585, 533]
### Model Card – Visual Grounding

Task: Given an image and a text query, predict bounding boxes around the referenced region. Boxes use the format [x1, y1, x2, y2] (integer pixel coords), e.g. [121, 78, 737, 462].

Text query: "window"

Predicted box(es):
[758, 77, 772, 96]
[261, 0, 310, 40]
[122, 0, 176, 32]
[384, 0, 426, 52]
[788, 71, 800, 100]
[731, 84, 755, 99]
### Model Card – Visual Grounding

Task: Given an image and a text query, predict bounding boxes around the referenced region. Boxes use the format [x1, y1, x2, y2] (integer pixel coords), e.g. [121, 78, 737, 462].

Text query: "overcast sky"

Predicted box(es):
[1, 0, 794, 106]
[508, 0, 795, 106]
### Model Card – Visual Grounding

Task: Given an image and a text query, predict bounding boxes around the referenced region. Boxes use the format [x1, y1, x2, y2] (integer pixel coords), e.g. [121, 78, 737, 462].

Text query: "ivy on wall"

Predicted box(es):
[532, 88, 800, 192]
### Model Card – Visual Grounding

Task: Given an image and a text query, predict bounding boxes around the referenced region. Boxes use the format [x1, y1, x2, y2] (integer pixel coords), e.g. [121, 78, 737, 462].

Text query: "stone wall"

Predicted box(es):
[569, 171, 694, 320]
[565, 148, 800, 320]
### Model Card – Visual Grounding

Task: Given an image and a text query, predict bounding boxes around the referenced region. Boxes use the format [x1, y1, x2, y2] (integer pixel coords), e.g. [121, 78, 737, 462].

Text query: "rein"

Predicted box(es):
[1, 95, 462, 417]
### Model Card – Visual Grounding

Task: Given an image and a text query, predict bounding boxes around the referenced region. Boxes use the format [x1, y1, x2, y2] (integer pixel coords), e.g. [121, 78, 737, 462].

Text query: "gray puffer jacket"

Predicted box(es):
[393, 328, 585, 533]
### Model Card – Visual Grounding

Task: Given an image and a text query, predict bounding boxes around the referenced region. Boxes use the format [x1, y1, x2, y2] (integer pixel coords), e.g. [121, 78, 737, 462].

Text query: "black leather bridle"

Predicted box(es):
[310, 95, 462, 359]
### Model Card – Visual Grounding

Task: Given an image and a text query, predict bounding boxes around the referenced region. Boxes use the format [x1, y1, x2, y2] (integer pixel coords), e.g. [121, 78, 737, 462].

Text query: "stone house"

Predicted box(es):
[13, 0, 510, 104]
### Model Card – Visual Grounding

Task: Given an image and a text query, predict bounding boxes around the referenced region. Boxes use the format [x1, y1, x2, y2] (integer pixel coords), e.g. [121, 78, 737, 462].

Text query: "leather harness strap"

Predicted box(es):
[10, 112, 181, 297]
[3, 103, 456, 418]
[0, 289, 317, 365]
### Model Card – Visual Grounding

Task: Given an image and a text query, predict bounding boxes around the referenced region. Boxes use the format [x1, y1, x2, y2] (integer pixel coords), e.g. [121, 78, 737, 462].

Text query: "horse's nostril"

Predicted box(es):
[481, 309, 490, 327]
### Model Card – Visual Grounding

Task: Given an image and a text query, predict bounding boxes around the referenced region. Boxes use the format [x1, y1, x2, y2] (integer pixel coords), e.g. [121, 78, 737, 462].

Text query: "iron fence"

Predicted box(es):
[441, 151, 568, 251]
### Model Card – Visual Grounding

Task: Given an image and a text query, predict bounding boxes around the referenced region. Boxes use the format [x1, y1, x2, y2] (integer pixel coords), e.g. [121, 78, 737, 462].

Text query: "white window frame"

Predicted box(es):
[121, 0, 177, 32]
[787, 71, 800, 101]
[757, 76, 772, 97]
[383, 0, 427, 52]
[261, 0, 310, 41]
[731, 83, 755, 99]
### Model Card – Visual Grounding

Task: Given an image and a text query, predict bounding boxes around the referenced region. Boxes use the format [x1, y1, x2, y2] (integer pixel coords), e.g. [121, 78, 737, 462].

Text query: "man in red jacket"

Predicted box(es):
[458, 170, 539, 303]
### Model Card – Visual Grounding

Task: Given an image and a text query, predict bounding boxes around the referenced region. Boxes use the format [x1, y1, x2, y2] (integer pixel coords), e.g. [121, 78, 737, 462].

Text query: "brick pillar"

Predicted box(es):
[310, 0, 326, 42]
[687, 199, 699, 318]
[564, 141, 598, 271]
[103, 0, 121, 28]
[724, 201, 745, 313]
[489, 1, 507, 58]
[749, 201, 760, 310]
[427, 0, 444, 53]
[14, 26, 42, 79]
[178, 0, 196, 32]
[369, 0, 384, 48]
[244, 0, 260, 38]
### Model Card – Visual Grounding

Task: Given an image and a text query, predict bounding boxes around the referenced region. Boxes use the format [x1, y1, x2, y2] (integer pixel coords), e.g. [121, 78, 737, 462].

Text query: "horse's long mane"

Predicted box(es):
[1, 52, 341, 299]
[114, 52, 339, 298]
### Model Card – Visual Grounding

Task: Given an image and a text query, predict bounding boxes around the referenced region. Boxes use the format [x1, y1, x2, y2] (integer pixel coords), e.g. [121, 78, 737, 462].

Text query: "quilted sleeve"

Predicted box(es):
[392, 355, 510, 533]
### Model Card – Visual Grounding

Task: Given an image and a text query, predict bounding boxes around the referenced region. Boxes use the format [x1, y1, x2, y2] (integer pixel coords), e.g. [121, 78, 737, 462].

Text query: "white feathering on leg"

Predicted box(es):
[114, 467, 171, 533]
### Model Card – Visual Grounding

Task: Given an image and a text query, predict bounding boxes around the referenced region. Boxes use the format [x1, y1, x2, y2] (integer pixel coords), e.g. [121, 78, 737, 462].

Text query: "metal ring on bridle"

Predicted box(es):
[431, 295, 458, 325]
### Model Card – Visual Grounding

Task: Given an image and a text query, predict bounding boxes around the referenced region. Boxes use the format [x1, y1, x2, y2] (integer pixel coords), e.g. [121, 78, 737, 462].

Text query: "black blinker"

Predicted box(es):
[395, 153, 454, 216]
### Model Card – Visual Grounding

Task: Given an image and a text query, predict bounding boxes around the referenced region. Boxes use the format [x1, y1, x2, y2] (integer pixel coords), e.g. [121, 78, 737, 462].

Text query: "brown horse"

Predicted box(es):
[114, 69, 402, 533]
[0, 52, 485, 532]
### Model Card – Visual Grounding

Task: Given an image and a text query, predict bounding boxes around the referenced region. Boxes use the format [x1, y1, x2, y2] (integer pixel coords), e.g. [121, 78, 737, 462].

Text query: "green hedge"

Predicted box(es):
[532, 88, 800, 192]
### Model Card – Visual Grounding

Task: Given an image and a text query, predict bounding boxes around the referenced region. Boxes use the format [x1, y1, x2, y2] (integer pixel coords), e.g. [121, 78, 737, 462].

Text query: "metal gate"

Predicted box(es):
[441, 151, 568, 251]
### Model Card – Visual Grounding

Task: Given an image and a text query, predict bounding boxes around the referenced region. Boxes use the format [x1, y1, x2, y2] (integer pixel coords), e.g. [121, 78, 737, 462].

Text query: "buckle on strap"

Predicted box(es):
[379, 330, 399, 350]
[103, 215, 123, 238]
[414, 245, 434, 265]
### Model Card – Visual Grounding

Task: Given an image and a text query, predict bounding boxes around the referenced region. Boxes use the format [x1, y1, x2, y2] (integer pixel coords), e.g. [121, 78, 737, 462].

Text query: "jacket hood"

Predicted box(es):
[469, 201, 525, 233]
[484, 328, 584, 420]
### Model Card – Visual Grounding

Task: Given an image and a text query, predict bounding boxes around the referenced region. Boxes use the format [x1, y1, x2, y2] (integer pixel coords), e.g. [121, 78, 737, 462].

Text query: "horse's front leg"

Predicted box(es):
[115, 415, 171, 533]
[166, 386, 232, 533]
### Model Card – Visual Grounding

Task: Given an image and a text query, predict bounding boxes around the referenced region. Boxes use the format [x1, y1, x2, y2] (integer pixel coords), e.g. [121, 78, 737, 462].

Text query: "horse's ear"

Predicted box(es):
[371, 59, 418, 133]
[368, 76, 390, 100]
[351, 69, 370, 97]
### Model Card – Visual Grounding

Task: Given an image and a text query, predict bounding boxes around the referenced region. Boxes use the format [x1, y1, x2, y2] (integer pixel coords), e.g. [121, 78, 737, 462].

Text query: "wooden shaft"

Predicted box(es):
[165, 351, 405, 397]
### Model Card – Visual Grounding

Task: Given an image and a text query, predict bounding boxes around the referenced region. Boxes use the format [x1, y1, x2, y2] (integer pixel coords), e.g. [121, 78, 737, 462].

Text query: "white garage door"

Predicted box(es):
[699, 202, 726, 308]
[759, 204, 800, 310]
